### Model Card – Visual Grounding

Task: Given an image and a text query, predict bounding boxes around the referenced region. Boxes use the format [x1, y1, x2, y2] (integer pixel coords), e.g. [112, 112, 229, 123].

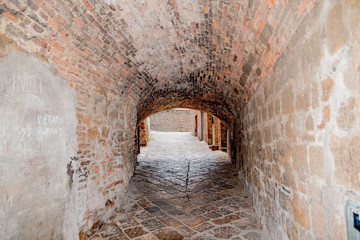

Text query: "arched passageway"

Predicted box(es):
[88, 131, 267, 239]
[0, 1, 360, 240]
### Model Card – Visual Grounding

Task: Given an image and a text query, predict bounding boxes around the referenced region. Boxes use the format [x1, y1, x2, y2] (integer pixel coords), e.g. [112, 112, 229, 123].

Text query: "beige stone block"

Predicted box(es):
[282, 84, 294, 115]
[330, 214, 346, 240]
[264, 126, 272, 144]
[296, 90, 310, 111]
[285, 116, 295, 139]
[275, 99, 281, 115]
[292, 145, 309, 177]
[311, 82, 319, 109]
[275, 142, 291, 167]
[282, 168, 296, 190]
[325, 3, 349, 54]
[317, 105, 330, 129]
[305, 115, 314, 131]
[293, 193, 310, 230]
[321, 77, 334, 102]
[331, 135, 360, 192]
[308, 178, 322, 202]
[268, 102, 274, 119]
[262, 106, 267, 122]
[337, 97, 356, 130]
[287, 221, 299, 240]
[311, 201, 327, 239]
[272, 163, 281, 183]
[309, 146, 326, 179]
[266, 146, 272, 162]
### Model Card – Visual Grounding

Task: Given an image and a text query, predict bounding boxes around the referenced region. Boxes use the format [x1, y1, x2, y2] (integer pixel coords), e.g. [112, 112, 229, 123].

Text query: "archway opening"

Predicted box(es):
[136, 107, 232, 157]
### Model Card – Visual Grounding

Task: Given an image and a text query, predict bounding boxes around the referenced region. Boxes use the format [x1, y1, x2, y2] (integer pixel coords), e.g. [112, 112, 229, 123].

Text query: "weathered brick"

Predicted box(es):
[3, 12, 18, 22]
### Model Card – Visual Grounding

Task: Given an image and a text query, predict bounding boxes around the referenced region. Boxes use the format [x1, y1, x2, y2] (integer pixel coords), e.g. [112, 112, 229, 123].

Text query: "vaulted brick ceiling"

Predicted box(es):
[1, 0, 315, 124]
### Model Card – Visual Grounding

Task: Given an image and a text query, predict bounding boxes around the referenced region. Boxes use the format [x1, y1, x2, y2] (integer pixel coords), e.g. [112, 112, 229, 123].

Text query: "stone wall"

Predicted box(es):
[0, 51, 78, 239]
[150, 109, 193, 132]
[0, 37, 137, 240]
[234, 1, 360, 239]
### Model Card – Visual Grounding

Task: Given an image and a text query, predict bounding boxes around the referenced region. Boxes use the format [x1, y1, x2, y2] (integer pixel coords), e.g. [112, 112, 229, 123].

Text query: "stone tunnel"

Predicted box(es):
[0, 0, 359, 239]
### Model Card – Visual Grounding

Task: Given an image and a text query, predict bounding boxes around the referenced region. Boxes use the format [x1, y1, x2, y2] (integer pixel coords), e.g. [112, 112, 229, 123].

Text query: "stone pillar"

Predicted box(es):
[205, 114, 213, 145]
[192, 110, 202, 140]
[219, 122, 227, 152]
[140, 118, 150, 146]
[211, 117, 219, 150]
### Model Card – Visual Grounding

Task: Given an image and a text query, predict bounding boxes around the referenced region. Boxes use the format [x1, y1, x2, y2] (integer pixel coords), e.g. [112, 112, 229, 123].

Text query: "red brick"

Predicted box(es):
[3, 12, 18, 23]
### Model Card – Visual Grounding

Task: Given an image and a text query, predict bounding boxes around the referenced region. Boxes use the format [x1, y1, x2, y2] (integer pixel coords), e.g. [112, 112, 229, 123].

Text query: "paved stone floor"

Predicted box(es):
[88, 131, 267, 240]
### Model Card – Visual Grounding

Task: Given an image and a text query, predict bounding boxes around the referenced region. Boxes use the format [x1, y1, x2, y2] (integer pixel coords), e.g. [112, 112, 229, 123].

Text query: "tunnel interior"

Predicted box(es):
[1, 0, 360, 239]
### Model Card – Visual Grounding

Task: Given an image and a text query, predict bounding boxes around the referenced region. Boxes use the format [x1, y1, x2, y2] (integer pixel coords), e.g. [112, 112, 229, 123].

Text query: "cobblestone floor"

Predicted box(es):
[88, 131, 267, 240]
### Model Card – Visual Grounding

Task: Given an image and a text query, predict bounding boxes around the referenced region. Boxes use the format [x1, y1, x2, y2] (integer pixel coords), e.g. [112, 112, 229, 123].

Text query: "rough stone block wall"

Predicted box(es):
[234, 1, 360, 239]
[0, 51, 78, 239]
[150, 109, 192, 132]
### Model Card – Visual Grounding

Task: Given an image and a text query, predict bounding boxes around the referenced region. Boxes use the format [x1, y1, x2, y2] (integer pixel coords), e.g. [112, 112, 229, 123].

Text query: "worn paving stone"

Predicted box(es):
[213, 226, 239, 239]
[157, 215, 182, 227]
[176, 225, 197, 238]
[123, 226, 147, 238]
[89, 132, 267, 239]
[193, 222, 215, 232]
[134, 211, 153, 221]
[182, 215, 210, 228]
[204, 210, 223, 219]
[138, 198, 153, 208]
[145, 206, 160, 214]
[132, 234, 157, 240]
[141, 218, 166, 231]
[152, 228, 184, 240]
[211, 214, 241, 225]
[108, 235, 129, 240]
